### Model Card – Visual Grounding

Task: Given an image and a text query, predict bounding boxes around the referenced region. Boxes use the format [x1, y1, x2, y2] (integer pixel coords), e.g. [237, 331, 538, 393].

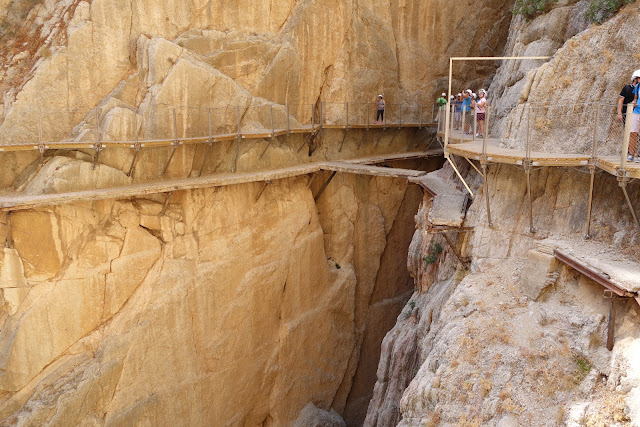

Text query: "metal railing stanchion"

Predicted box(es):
[92, 108, 103, 170]
[199, 107, 213, 176]
[286, 103, 291, 133]
[482, 105, 492, 227]
[473, 108, 477, 141]
[346, 102, 349, 128]
[270, 105, 275, 137]
[460, 107, 466, 143]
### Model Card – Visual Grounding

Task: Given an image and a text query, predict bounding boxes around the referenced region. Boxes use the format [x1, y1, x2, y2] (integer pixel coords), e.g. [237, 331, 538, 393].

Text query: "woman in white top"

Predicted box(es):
[476, 89, 488, 137]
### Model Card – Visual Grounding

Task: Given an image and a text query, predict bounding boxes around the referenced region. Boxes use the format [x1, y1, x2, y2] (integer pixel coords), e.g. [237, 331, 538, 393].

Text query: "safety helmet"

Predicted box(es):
[442, 93, 446, 97]
[632, 70, 640, 81]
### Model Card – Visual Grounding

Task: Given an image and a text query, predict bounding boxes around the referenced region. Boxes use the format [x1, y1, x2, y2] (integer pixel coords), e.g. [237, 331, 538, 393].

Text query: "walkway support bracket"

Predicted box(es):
[619, 177, 640, 230]
[314, 171, 337, 201]
[4, 212, 12, 249]
[255, 180, 272, 203]
[446, 154, 474, 199]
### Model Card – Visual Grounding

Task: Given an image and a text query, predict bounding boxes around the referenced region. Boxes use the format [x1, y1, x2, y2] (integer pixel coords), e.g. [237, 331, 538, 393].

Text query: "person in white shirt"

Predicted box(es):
[476, 89, 488, 137]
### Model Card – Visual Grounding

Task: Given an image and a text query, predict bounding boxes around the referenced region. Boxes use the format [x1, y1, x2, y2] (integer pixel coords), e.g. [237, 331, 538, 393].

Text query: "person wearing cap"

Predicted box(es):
[375, 95, 385, 124]
[476, 89, 488, 137]
[436, 93, 448, 125]
[436, 93, 448, 109]
[618, 71, 640, 125]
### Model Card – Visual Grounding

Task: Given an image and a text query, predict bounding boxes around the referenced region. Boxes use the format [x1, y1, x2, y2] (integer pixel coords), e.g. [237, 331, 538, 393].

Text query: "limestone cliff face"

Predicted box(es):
[0, 171, 426, 425]
[489, 1, 640, 154]
[367, 161, 640, 425]
[0, 0, 514, 148]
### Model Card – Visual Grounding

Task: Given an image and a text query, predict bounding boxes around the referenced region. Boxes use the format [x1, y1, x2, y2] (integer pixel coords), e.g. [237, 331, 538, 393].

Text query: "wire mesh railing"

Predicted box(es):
[443, 101, 639, 168]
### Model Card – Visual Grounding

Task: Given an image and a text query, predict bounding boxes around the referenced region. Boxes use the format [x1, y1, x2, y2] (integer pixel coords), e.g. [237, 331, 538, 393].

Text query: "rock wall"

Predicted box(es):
[0, 0, 514, 148]
[0, 165, 434, 425]
[366, 159, 640, 425]
[489, 0, 640, 155]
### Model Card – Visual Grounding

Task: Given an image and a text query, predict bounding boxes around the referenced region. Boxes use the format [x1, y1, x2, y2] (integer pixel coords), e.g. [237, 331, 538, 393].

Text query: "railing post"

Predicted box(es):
[346, 102, 349, 128]
[461, 107, 466, 143]
[311, 103, 315, 131]
[622, 103, 634, 170]
[237, 106, 242, 137]
[270, 105, 275, 137]
[399, 104, 403, 128]
[286, 103, 291, 133]
[432, 104, 436, 124]
[449, 103, 455, 142]
[419, 104, 423, 129]
[473, 108, 477, 141]
[367, 104, 370, 130]
[319, 101, 323, 127]
[592, 104, 600, 159]
[526, 105, 532, 160]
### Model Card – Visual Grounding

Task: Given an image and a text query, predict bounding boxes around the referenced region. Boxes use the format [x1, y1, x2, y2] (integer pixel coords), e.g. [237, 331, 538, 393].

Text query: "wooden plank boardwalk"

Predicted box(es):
[0, 150, 442, 211]
[0, 123, 437, 152]
[442, 135, 640, 179]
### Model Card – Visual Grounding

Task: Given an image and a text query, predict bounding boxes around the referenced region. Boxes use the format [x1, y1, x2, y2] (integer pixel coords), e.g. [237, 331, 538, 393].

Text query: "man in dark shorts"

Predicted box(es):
[617, 70, 640, 124]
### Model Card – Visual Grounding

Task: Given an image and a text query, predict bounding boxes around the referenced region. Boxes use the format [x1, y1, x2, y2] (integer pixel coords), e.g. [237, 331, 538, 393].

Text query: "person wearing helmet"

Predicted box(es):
[617, 70, 640, 124]
[375, 95, 385, 124]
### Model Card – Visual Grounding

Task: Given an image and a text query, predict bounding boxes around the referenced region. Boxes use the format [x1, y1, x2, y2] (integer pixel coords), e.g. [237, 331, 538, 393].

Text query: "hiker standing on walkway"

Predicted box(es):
[375, 95, 385, 124]
[476, 89, 487, 137]
[436, 93, 448, 125]
[617, 70, 640, 124]
[454, 93, 463, 129]
[462, 90, 473, 134]
[630, 72, 640, 161]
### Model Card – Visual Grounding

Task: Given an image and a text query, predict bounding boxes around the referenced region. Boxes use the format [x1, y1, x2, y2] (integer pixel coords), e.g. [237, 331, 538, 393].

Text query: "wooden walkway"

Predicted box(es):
[0, 123, 437, 152]
[443, 136, 640, 179]
[0, 149, 442, 211]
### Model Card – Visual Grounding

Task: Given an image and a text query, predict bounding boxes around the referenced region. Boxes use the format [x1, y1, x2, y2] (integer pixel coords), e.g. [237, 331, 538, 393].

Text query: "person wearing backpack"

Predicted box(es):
[436, 93, 448, 125]
[630, 70, 640, 162]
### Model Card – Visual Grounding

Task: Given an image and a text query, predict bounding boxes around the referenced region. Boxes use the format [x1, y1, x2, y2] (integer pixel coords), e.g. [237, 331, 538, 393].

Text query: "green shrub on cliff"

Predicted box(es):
[584, 0, 634, 24]
[512, 0, 557, 19]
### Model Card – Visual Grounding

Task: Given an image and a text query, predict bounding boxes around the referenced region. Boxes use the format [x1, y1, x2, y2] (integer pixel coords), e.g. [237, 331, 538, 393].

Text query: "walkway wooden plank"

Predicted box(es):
[0, 150, 443, 211]
[597, 156, 640, 179]
[0, 164, 322, 211]
[345, 148, 443, 165]
[319, 161, 426, 178]
[446, 140, 591, 167]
